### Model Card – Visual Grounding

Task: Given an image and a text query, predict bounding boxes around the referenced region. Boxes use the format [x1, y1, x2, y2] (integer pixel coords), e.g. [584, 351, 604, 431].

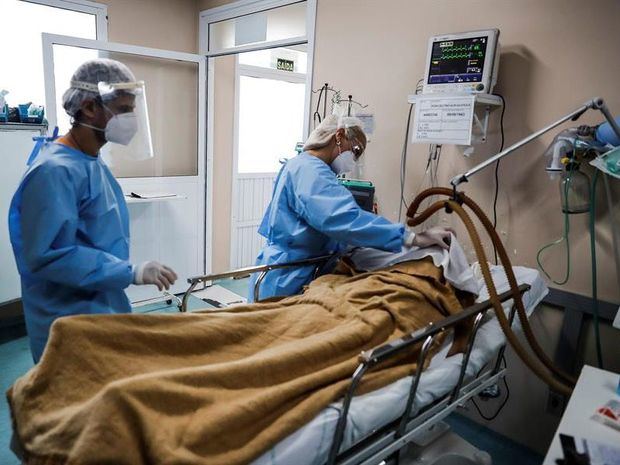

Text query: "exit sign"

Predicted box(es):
[276, 58, 294, 72]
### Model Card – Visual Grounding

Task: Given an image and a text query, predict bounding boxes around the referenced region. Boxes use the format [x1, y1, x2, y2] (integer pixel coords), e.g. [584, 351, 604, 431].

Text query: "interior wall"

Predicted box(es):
[198, 0, 233, 10]
[102, 0, 199, 53]
[212, 55, 236, 272]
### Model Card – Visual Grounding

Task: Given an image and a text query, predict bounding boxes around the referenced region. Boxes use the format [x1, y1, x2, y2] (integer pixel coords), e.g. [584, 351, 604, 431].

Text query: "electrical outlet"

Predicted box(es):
[546, 390, 567, 416]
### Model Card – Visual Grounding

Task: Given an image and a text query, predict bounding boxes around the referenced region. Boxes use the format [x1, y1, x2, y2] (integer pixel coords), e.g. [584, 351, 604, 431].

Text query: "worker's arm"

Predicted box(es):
[19, 164, 134, 291]
[289, 164, 405, 252]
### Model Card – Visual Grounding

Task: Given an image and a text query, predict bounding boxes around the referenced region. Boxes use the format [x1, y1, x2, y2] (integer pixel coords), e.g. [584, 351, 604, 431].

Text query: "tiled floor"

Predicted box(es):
[446, 414, 543, 465]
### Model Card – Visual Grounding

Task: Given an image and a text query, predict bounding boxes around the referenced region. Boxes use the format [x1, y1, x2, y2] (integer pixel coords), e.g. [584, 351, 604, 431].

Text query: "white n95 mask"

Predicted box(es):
[104, 112, 138, 146]
[79, 107, 138, 146]
[331, 150, 357, 175]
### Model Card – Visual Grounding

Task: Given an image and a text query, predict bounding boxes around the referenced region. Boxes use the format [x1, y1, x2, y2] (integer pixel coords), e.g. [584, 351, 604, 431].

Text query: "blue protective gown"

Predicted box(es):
[248, 152, 405, 301]
[8, 142, 133, 362]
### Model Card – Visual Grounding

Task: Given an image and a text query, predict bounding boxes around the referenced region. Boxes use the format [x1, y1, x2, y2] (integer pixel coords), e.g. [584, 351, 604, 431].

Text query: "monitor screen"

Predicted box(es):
[427, 36, 488, 84]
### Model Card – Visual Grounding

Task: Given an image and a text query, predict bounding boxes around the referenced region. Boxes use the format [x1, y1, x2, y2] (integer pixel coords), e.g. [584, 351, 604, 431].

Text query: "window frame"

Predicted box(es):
[21, 0, 108, 40]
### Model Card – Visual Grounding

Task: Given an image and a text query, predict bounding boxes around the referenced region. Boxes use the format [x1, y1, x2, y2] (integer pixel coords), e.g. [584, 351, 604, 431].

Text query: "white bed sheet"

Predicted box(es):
[253, 264, 548, 465]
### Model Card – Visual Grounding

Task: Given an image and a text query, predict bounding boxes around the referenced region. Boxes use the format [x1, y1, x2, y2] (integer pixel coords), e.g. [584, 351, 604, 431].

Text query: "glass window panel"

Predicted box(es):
[0, 0, 96, 108]
[50, 44, 199, 177]
[238, 46, 307, 73]
[209, 2, 306, 52]
[237, 75, 305, 173]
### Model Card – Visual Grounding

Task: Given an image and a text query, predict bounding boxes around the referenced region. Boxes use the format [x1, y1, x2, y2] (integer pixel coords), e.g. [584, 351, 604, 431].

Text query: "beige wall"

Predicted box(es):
[312, 0, 620, 303]
[198, 0, 232, 10]
[212, 55, 236, 272]
[103, 0, 199, 53]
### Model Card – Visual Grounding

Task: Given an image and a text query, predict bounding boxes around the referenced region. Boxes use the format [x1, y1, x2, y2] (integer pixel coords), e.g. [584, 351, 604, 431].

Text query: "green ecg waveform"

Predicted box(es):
[440, 52, 472, 59]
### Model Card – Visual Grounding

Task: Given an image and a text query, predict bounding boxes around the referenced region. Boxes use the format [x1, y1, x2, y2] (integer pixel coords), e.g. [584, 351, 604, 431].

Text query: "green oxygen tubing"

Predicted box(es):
[536, 165, 606, 369]
[536, 166, 574, 285]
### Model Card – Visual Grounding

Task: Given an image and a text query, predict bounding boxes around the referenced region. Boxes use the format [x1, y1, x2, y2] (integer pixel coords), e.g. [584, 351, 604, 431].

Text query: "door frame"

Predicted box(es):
[200, 0, 317, 270]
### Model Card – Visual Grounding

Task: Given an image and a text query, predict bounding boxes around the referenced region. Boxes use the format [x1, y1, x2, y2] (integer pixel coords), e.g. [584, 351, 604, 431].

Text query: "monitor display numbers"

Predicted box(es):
[428, 36, 488, 84]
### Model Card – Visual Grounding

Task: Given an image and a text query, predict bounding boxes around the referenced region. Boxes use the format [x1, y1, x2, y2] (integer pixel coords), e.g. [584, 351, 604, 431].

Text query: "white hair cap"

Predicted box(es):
[303, 105, 366, 151]
[61, 58, 136, 117]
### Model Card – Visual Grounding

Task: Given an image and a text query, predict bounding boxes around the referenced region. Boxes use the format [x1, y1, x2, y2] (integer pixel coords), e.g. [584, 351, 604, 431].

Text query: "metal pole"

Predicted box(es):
[451, 100, 596, 187]
[181, 281, 198, 313]
[254, 270, 268, 303]
[593, 97, 620, 140]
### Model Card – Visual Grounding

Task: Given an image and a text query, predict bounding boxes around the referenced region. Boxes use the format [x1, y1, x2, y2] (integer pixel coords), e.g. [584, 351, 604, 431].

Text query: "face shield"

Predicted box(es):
[71, 79, 154, 161]
[97, 81, 153, 161]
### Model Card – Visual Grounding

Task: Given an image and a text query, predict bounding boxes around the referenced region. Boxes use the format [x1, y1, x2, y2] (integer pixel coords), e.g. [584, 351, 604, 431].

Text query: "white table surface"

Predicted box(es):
[543, 365, 620, 464]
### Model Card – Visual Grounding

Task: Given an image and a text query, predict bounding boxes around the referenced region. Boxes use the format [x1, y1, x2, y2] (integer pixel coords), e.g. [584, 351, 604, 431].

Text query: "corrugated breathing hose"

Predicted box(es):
[407, 187, 575, 396]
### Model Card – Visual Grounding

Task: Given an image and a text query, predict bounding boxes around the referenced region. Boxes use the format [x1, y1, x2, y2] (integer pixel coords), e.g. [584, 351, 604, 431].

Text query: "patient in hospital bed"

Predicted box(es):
[8, 237, 485, 465]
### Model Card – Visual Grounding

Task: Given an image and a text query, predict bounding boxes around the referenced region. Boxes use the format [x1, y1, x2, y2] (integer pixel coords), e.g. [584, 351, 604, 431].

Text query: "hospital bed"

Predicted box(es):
[181, 255, 548, 465]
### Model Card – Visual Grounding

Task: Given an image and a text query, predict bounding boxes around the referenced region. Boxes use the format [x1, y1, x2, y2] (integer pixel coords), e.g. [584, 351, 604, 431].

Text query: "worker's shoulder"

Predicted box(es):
[285, 152, 331, 176]
[26, 144, 87, 180]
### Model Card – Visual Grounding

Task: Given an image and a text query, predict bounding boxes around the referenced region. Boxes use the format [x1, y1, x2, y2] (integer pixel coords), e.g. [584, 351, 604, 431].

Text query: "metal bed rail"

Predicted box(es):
[132, 291, 182, 311]
[180, 254, 334, 312]
[328, 283, 530, 465]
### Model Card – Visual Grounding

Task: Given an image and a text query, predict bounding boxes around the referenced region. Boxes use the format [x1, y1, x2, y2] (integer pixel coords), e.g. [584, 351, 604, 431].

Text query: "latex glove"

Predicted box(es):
[133, 261, 178, 291]
[406, 227, 455, 250]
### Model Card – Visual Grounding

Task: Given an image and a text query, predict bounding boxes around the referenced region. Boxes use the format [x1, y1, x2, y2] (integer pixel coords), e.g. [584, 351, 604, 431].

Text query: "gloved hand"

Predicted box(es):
[404, 227, 455, 250]
[133, 261, 178, 291]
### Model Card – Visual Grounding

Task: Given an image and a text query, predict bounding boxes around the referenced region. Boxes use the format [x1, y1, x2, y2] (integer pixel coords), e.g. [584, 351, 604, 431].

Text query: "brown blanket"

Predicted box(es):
[8, 258, 473, 465]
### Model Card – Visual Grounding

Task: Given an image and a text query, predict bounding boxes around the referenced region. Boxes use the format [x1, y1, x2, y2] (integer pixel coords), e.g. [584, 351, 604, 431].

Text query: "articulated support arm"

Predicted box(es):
[451, 97, 620, 187]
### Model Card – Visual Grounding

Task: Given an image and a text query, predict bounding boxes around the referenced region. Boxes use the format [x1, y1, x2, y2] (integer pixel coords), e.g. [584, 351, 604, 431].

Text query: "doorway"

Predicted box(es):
[231, 46, 307, 268]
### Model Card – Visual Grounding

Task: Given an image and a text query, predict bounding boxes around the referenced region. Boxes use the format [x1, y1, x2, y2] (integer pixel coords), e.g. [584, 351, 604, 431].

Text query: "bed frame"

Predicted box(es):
[181, 257, 529, 465]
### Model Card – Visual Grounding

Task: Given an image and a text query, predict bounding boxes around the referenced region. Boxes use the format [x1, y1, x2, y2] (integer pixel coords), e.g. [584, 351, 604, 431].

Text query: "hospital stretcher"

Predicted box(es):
[181, 256, 548, 465]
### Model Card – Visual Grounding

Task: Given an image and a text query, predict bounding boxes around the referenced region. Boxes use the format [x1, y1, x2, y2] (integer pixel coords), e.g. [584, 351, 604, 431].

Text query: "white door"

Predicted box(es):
[42, 34, 207, 303]
[231, 48, 307, 268]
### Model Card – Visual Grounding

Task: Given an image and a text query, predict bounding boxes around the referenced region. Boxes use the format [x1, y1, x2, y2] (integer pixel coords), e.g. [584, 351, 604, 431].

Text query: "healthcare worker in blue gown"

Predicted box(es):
[9, 59, 178, 362]
[249, 113, 453, 302]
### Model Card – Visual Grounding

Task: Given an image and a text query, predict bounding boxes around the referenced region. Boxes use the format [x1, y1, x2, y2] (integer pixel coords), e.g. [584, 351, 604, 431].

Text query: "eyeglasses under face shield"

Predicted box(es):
[351, 137, 365, 159]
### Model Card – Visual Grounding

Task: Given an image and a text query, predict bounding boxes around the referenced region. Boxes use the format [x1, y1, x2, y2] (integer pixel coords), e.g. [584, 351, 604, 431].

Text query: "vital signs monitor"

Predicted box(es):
[422, 29, 500, 95]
